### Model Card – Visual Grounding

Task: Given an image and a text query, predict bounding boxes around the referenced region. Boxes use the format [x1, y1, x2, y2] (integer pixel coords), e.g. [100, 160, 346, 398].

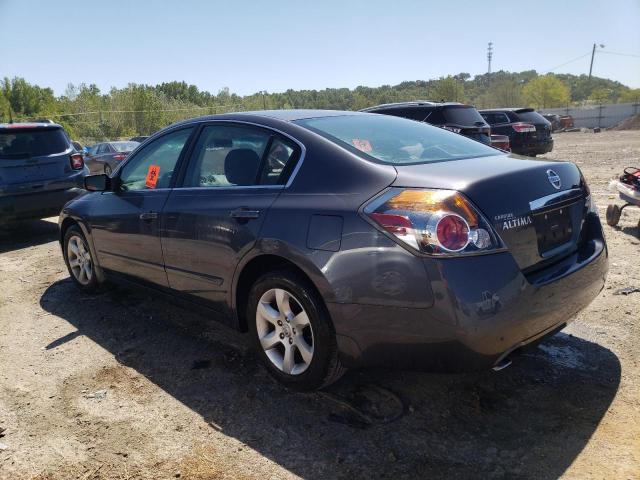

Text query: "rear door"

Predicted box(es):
[161, 122, 301, 311]
[89, 127, 195, 287]
[0, 126, 75, 190]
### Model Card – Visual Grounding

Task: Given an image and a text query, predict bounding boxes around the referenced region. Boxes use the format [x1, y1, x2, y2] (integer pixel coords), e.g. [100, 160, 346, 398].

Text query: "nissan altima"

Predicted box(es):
[58, 110, 608, 390]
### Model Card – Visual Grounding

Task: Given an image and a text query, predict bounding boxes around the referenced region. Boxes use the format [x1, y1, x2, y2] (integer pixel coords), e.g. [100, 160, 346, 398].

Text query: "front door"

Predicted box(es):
[90, 127, 194, 287]
[161, 123, 300, 310]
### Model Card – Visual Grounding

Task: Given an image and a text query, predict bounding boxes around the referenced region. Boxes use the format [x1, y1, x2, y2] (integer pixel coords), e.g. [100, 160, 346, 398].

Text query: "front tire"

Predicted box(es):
[247, 270, 344, 391]
[63, 225, 101, 293]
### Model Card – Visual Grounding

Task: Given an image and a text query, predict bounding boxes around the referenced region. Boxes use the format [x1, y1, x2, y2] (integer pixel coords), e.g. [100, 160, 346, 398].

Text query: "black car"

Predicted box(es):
[84, 141, 140, 175]
[361, 101, 492, 145]
[0, 122, 86, 223]
[59, 110, 607, 391]
[480, 108, 554, 156]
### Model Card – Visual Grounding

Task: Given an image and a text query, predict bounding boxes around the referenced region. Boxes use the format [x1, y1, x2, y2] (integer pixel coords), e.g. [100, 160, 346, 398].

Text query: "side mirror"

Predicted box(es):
[84, 174, 110, 192]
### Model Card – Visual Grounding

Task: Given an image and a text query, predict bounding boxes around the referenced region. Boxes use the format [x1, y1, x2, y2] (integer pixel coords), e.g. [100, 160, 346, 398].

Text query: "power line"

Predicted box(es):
[541, 52, 592, 74]
[599, 50, 640, 58]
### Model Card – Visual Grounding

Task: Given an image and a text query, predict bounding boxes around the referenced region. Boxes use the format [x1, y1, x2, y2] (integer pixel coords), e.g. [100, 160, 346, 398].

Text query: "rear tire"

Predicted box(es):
[606, 204, 621, 226]
[247, 270, 345, 391]
[63, 225, 102, 293]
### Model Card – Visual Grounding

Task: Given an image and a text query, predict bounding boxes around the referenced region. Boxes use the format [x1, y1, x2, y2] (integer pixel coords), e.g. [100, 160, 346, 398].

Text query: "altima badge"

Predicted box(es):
[502, 215, 533, 230]
[547, 169, 562, 190]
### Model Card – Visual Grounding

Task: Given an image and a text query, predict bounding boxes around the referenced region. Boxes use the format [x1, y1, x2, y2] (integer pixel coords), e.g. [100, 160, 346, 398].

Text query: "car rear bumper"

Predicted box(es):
[329, 226, 607, 371]
[511, 138, 554, 156]
[0, 187, 84, 223]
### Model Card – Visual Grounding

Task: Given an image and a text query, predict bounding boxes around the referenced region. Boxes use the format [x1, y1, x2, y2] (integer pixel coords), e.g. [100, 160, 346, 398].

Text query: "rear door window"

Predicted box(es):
[481, 112, 510, 125]
[0, 128, 69, 158]
[183, 124, 298, 188]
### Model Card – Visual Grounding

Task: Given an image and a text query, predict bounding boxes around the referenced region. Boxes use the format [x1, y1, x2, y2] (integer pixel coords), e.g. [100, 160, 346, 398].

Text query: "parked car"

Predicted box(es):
[480, 108, 553, 156]
[83, 141, 140, 175]
[361, 101, 492, 145]
[490, 134, 510, 152]
[542, 114, 563, 132]
[0, 122, 86, 223]
[59, 110, 607, 390]
[130, 136, 149, 143]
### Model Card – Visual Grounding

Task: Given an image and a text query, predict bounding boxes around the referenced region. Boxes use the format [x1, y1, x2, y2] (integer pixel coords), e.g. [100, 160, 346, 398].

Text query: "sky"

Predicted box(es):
[1, 0, 639, 96]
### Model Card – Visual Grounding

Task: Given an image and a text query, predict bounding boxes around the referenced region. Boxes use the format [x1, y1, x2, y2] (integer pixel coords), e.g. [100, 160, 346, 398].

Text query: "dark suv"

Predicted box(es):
[361, 101, 492, 145]
[0, 122, 87, 223]
[480, 108, 553, 156]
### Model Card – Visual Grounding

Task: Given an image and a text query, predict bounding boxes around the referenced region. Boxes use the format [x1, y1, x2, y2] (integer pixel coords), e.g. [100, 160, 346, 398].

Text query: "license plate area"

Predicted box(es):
[533, 206, 573, 253]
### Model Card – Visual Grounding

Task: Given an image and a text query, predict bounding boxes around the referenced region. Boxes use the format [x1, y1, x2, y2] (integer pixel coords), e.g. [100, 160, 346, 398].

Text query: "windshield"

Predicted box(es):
[111, 141, 139, 152]
[295, 114, 500, 165]
[0, 128, 69, 158]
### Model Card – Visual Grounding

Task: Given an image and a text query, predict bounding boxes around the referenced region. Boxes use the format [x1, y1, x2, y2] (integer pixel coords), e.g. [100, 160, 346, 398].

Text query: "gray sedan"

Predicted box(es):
[84, 141, 139, 175]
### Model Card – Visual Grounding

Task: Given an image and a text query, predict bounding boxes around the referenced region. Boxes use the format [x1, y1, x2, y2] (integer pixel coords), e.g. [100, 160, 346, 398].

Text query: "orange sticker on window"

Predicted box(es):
[352, 138, 372, 152]
[145, 165, 160, 189]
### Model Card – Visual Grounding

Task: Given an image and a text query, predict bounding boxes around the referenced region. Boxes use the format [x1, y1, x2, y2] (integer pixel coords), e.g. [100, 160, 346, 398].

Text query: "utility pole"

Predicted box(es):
[589, 43, 605, 79]
[487, 42, 493, 74]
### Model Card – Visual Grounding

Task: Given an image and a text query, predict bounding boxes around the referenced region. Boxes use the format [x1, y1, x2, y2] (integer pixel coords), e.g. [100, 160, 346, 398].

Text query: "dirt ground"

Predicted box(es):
[1, 131, 639, 480]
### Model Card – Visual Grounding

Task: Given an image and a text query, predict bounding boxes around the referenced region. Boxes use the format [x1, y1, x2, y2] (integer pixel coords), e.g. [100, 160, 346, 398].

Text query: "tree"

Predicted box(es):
[619, 88, 640, 104]
[429, 76, 465, 103]
[588, 88, 612, 104]
[522, 75, 571, 108]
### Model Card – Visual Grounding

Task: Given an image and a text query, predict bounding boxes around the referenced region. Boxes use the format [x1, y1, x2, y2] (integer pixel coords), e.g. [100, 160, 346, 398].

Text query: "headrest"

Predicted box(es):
[224, 149, 261, 185]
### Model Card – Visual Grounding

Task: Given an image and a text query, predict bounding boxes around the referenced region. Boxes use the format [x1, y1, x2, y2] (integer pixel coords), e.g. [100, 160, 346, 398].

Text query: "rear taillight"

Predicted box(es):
[512, 123, 536, 133]
[113, 153, 126, 162]
[364, 189, 503, 256]
[70, 153, 84, 170]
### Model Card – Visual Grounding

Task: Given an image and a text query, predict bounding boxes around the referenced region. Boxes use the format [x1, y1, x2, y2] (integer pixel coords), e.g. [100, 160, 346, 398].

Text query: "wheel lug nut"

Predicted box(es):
[279, 333, 285, 339]
[277, 320, 282, 326]
[288, 338, 293, 344]
[286, 317, 290, 323]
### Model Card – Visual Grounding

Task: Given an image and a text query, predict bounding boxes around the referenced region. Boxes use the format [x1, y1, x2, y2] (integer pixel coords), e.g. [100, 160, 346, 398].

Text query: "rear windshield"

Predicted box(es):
[295, 114, 500, 165]
[517, 110, 549, 125]
[111, 141, 139, 152]
[0, 128, 69, 158]
[442, 106, 487, 126]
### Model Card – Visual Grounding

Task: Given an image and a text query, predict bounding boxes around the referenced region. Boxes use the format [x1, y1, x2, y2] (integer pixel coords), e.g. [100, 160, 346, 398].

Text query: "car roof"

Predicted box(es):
[479, 108, 535, 113]
[361, 101, 465, 111]
[170, 109, 370, 128]
[0, 122, 63, 130]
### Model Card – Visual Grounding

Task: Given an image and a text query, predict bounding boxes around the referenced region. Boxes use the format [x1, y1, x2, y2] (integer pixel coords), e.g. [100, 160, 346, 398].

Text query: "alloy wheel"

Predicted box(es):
[256, 288, 314, 375]
[67, 235, 93, 285]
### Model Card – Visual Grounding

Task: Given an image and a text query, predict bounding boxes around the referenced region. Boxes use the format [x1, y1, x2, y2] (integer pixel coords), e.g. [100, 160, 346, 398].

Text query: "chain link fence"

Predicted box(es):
[540, 102, 640, 129]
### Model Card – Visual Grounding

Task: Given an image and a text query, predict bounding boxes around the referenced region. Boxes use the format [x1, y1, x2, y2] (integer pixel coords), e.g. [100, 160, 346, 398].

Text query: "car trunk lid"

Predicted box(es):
[392, 154, 587, 272]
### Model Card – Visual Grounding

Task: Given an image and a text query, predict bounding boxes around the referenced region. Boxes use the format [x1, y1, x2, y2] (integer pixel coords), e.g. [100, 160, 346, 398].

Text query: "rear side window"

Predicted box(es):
[442, 107, 486, 126]
[481, 112, 510, 125]
[517, 111, 549, 125]
[0, 128, 69, 158]
[183, 124, 298, 188]
[296, 114, 499, 165]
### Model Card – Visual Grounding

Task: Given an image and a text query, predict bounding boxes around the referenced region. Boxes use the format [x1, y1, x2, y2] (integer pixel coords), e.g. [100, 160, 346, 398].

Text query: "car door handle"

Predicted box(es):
[229, 208, 260, 220]
[139, 211, 158, 221]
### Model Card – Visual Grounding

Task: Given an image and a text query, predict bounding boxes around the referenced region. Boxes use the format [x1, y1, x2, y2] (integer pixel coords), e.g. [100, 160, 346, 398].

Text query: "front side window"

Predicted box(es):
[119, 128, 193, 191]
[183, 124, 298, 188]
[296, 114, 499, 165]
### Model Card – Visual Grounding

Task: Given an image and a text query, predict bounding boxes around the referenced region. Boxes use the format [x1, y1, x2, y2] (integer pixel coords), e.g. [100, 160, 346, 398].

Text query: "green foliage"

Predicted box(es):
[523, 75, 571, 108]
[0, 71, 635, 142]
[619, 88, 640, 104]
